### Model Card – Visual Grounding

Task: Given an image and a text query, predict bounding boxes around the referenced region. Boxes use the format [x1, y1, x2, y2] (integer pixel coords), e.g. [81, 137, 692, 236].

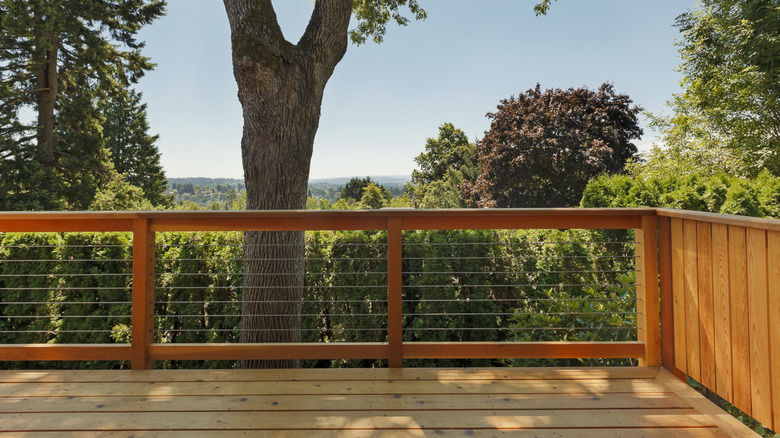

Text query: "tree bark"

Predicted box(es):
[223, 0, 351, 368]
[36, 35, 59, 164]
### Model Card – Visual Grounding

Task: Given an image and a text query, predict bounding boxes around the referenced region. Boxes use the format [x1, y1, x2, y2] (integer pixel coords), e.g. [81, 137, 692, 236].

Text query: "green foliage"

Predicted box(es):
[0, 227, 636, 369]
[533, 0, 557, 15]
[581, 170, 780, 218]
[0, 0, 167, 210]
[359, 183, 389, 209]
[350, 0, 427, 45]
[101, 88, 171, 207]
[507, 274, 637, 367]
[651, 0, 780, 177]
[408, 123, 477, 208]
[411, 123, 476, 188]
[89, 174, 155, 211]
[466, 83, 642, 208]
[167, 181, 246, 210]
[340, 177, 380, 202]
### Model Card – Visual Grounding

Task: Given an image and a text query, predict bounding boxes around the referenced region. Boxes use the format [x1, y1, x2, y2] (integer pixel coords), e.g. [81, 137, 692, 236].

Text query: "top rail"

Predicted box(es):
[0, 208, 656, 232]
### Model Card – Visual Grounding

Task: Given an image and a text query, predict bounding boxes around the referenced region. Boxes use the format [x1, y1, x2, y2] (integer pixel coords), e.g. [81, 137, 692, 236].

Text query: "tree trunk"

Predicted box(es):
[36, 35, 59, 164]
[224, 0, 351, 368]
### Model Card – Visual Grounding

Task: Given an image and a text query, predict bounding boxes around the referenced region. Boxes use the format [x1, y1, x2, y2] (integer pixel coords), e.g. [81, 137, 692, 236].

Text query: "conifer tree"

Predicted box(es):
[0, 0, 166, 210]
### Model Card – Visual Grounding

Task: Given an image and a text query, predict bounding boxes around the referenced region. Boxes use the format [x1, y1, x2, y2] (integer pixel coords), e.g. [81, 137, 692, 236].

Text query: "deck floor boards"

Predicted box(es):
[0, 367, 757, 437]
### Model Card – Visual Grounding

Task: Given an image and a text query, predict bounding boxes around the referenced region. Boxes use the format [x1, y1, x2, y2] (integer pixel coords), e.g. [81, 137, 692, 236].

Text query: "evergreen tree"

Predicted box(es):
[101, 88, 170, 207]
[0, 0, 166, 210]
[340, 177, 375, 201]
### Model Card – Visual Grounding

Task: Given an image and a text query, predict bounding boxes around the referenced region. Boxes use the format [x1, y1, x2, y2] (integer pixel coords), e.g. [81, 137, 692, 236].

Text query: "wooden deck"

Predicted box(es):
[0, 367, 757, 437]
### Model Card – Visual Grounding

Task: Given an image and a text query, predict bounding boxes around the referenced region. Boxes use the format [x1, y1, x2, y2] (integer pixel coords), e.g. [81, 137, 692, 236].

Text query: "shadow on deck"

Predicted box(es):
[0, 367, 756, 437]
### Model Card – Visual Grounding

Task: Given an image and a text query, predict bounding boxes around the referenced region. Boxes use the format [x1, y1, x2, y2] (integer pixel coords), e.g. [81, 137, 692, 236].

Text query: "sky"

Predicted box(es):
[136, 0, 697, 180]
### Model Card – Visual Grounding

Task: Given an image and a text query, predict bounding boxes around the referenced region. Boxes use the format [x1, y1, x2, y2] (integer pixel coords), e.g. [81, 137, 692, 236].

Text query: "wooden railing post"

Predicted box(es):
[636, 215, 661, 366]
[131, 218, 155, 369]
[387, 217, 403, 368]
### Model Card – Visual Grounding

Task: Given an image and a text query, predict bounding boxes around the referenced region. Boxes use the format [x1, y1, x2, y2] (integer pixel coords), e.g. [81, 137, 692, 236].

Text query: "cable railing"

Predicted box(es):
[0, 209, 658, 369]
[2, 208, 780, 429]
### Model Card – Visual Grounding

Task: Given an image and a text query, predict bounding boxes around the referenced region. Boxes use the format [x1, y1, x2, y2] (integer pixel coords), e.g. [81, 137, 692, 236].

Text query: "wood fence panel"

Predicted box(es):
[710, 223, 732, 401]
[696, 222, 715, 389]
[747, 228, 771, 428]
[671, 218, 687, 374]
[728, 225, 751, 415]
[768, 230, 780, 430]
[683, 220, 700, 381]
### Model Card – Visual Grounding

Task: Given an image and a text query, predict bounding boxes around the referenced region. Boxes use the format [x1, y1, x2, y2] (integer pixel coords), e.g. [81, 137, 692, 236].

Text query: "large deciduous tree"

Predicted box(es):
[0, 0, 166, 210]
[222, 0, 426, 368]
[644, 0, 780, 177]
[465, 83, 642, 208]
[408, 123, 477, 208]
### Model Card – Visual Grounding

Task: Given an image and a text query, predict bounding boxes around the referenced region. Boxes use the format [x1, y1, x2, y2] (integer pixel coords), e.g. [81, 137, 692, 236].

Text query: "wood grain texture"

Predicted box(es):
[656, 369, 761, 437]
[746, 228, 771, 428]
[671, 218, 687, 374]
[0, 345, 131, 361]
[711, 223, 732, 400]
[386, 217, 403, 367]
[697, 222, 716, 389]
[0, 367, 753, 436]
[684, 219, 701, 380]
[768, 230, 780, 430]
[728, 225, 751, 415]
[658, 217, 676, 373]
[131, 218, 154, 370]
[0, 429, 733, 438]
[637, 216, 661, 366]
[401, 341, 645, 359]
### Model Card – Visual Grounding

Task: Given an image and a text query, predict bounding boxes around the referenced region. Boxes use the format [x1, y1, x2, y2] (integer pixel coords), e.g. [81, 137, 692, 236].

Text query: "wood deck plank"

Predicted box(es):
[0, 409, 715, 431]
[0, 367, 757, 437]
[3, 430, 733, 438]
[0, 378, 670, 397]
[0, 366, 660, 383]
[0, 392, 690, 413]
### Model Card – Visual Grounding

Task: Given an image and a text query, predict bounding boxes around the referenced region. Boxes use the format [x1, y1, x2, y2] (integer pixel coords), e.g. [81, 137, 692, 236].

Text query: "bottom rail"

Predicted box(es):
[0, 341, 645, 363]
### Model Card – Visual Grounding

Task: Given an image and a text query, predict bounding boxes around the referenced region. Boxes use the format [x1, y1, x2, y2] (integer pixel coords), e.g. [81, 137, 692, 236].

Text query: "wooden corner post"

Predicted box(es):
[387, 217, 404, 368]
[637, 215, 661, 366]
[131, 218, 155, 369]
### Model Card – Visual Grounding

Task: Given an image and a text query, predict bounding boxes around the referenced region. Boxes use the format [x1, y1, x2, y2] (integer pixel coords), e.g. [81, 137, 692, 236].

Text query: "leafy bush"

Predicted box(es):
[582, 170, 780, 218]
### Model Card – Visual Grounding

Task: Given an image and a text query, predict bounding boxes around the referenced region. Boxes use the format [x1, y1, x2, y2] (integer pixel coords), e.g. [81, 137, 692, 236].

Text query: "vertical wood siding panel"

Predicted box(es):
[671, 218, 687, 374]
[683, 220, 700, 381]
[747, 228, 771, 427]
[697, 222, 715, 389]
[767, 230, 780, 430]
[729, 225, 751, 415]
[711, 223, 732, 401]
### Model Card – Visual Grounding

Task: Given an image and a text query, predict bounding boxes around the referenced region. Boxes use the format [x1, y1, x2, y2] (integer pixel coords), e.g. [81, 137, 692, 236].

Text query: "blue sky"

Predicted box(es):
[136, 0, 696, 180]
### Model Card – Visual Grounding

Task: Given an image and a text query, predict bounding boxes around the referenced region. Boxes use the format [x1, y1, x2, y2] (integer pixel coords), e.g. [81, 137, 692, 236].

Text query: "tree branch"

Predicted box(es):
[298, 0, 352, 78]
[0, 88, 50, 109]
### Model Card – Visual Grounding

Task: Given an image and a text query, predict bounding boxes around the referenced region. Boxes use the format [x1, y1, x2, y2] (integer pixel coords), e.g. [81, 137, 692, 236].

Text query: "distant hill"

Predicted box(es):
[166, 175, 411, 207]
[308, 175, 410, 186]
[168, 175, 411, 187]
[168, 177, 244, 188]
